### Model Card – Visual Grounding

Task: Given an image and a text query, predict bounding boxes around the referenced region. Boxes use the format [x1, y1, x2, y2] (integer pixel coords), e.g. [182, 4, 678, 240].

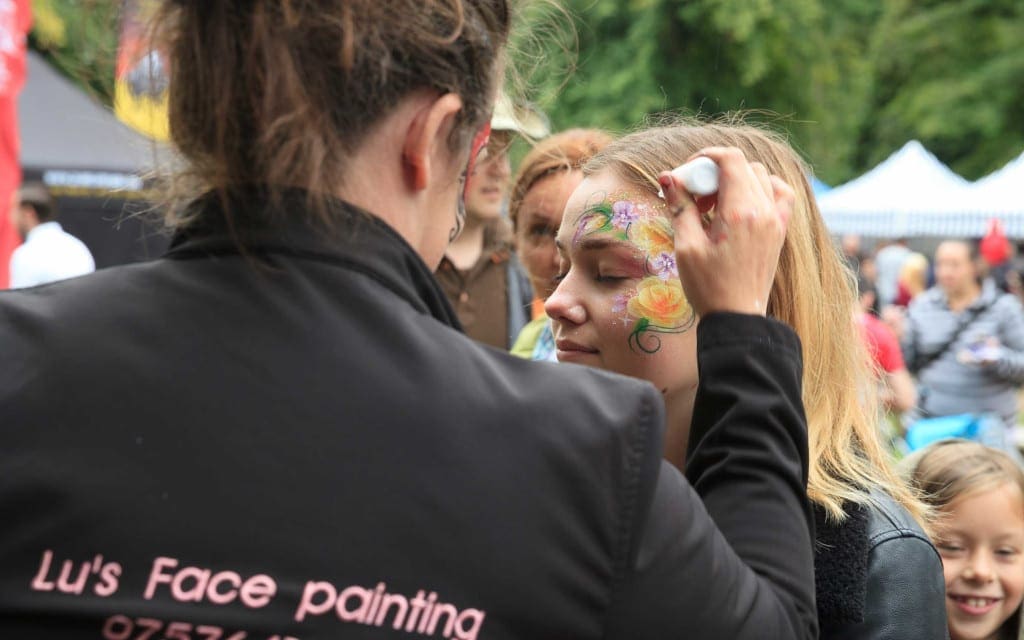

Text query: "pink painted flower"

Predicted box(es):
[611, 200, 639, 229]
[651, 252, 678, 280]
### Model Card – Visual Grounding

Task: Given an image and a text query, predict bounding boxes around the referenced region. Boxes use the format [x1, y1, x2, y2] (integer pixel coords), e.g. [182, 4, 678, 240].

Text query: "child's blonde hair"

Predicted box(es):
[902, 439, 1024, 520]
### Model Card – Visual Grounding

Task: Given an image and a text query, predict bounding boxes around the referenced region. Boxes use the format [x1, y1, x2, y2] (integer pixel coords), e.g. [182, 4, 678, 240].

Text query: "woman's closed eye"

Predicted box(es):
[594, 258, 644, 284]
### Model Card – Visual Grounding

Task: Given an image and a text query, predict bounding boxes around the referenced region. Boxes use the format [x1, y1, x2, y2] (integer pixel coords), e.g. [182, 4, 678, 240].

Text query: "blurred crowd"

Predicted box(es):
[842, 227, 1024, 458]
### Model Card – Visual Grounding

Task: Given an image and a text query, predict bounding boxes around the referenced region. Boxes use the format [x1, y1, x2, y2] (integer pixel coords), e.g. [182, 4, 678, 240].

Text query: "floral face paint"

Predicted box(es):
[567, 190, 694, 354]
[546, 170, 699, 401]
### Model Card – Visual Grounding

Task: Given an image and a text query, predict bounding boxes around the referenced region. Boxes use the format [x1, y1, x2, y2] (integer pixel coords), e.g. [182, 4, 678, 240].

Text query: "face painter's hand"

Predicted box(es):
[659, 147, 794, 317]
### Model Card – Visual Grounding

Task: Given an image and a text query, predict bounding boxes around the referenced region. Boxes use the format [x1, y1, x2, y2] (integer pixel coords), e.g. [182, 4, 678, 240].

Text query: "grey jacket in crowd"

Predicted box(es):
[902, 279, 1024, 426]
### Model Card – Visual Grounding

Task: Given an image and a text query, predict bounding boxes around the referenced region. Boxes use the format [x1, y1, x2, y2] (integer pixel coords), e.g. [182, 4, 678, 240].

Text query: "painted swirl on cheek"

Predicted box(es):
[573, 192, 695, 354]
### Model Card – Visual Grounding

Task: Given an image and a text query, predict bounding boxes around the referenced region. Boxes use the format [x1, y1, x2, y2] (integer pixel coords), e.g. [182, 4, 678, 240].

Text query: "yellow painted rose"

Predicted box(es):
[627, 277, 690, 328]
[630, 216, 674, 255]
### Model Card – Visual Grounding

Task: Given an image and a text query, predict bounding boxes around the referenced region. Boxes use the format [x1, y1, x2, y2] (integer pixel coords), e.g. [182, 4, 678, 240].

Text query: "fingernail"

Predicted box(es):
[658, 175, 673, 192]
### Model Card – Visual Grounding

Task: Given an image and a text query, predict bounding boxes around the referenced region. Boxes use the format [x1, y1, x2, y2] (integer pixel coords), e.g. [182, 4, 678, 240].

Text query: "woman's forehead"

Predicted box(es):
[558, 174, 667, 244]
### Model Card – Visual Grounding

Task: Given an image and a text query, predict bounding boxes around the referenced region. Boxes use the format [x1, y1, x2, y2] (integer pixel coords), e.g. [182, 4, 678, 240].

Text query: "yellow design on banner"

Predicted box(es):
[114, 0, 168, 141]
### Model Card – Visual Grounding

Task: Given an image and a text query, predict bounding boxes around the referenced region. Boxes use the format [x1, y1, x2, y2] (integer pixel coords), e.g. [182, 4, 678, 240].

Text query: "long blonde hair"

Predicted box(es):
[587, 116, 927, 525]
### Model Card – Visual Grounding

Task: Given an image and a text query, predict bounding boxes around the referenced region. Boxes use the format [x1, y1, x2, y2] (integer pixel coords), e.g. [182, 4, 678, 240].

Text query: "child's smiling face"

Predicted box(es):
[544, 170, 698, 396]
[938, 481, 1024, 640]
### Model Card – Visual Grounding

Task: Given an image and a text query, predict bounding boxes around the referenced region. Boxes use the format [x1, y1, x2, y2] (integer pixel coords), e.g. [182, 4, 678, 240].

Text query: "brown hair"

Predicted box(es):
[152, 0, 511, 227]
[902, 439, 1024, 518]
[508, 128, 613, 228]
[586, 116, 929, 526]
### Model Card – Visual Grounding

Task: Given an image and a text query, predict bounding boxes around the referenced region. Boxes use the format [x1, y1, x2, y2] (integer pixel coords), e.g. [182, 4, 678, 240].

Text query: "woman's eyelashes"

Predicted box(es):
[554, 251, 645, 285]
[595, 272, 630, 283]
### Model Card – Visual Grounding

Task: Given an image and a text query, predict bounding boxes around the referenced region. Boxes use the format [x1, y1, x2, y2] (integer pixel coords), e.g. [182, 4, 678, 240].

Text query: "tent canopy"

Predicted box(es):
[970, 151, 1024, 204]
[820, 141, 1024, 239]
[19, 50, 154, 183]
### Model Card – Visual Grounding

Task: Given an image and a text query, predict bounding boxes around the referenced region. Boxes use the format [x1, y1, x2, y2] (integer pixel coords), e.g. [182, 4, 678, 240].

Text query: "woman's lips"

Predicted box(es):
[556, 339, 598, 361]
[949, 594, 1001, 615]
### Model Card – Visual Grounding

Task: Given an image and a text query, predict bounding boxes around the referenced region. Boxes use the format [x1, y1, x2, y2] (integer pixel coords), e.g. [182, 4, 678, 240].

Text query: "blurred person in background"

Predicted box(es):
[893, 252, 929, 307]
[875, 237, 911, 307]
[545, 119, 945, 639]
[860, 253, 878, 287]
[857, 275, 916, 415]
[980, 218, 1015, 294]
[435, 95, 544, 350]
[8, 181, 94, 288]
[508, 127, 612, 360]
[0, 1, 820, 637]
[898, 239, 1024, 445]
[841, 233, 863, 273]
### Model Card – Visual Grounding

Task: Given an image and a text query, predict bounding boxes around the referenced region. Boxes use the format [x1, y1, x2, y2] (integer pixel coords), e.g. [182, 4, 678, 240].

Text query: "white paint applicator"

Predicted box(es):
[671, 156, 719, 196]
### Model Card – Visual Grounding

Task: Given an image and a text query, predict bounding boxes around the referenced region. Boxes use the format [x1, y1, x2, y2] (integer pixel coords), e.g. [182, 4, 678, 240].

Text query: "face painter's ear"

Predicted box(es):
[402, 93, 464, 192]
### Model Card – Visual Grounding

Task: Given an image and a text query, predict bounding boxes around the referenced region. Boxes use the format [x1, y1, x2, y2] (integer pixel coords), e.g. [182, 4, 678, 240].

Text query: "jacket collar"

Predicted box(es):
[164, 188, 462, 330]
[813, 502, 869, 630]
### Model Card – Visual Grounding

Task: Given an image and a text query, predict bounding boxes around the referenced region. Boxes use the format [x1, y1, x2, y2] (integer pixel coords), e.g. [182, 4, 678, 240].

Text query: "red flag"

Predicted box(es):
[980, 218, 1011, 267]
[0, 0, 30, 289]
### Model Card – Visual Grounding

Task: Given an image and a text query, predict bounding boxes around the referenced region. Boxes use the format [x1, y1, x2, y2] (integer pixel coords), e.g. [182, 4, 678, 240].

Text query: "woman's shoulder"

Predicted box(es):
[862, 490, 935, 548]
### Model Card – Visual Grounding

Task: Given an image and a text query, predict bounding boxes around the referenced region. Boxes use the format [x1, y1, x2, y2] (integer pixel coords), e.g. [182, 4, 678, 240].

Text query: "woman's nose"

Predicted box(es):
[485, 153, 511, 179]
[545, 279, 586, 325]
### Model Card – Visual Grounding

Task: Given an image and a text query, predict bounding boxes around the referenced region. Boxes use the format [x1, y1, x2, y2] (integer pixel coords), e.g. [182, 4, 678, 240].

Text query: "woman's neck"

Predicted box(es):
[663, 384, 698, 473]
[445, 218, 486, 271]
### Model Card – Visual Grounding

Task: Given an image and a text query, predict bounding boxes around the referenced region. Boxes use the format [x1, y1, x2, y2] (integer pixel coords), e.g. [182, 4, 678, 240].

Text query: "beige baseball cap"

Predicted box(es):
[491, 92, 550, 139]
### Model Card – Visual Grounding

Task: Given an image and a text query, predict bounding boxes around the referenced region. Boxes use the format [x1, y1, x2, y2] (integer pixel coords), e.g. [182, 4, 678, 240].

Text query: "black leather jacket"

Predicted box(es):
[815, 491, 948, 639]
[0, 191, 817, 638]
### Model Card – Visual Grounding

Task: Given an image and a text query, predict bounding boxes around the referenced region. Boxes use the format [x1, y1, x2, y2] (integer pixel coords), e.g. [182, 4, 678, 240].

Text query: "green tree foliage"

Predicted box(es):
[518, 0, 1023, 183]
[865, 0, 1024, 179]
[515, 0, 884, 182]
[29, 0, 120, 105]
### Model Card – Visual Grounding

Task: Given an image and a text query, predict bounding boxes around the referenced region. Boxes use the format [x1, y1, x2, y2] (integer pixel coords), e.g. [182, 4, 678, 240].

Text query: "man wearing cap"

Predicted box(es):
[435, 96, 547, 350]
[8, 182, 94, 289]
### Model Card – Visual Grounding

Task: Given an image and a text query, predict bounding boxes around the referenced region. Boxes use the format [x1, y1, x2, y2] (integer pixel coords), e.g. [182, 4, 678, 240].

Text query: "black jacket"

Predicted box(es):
[0, 192, 817, 639]
[815, 492, 948, 639]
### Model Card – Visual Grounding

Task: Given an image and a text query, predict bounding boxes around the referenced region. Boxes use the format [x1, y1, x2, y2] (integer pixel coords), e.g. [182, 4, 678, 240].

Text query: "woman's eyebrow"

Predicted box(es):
[575, 237, 634, 252]
[555, 236, 635, 254]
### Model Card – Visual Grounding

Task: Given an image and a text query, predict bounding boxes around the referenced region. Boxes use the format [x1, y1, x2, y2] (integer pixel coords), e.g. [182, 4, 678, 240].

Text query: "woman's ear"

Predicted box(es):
[402, 93, 465, 191]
